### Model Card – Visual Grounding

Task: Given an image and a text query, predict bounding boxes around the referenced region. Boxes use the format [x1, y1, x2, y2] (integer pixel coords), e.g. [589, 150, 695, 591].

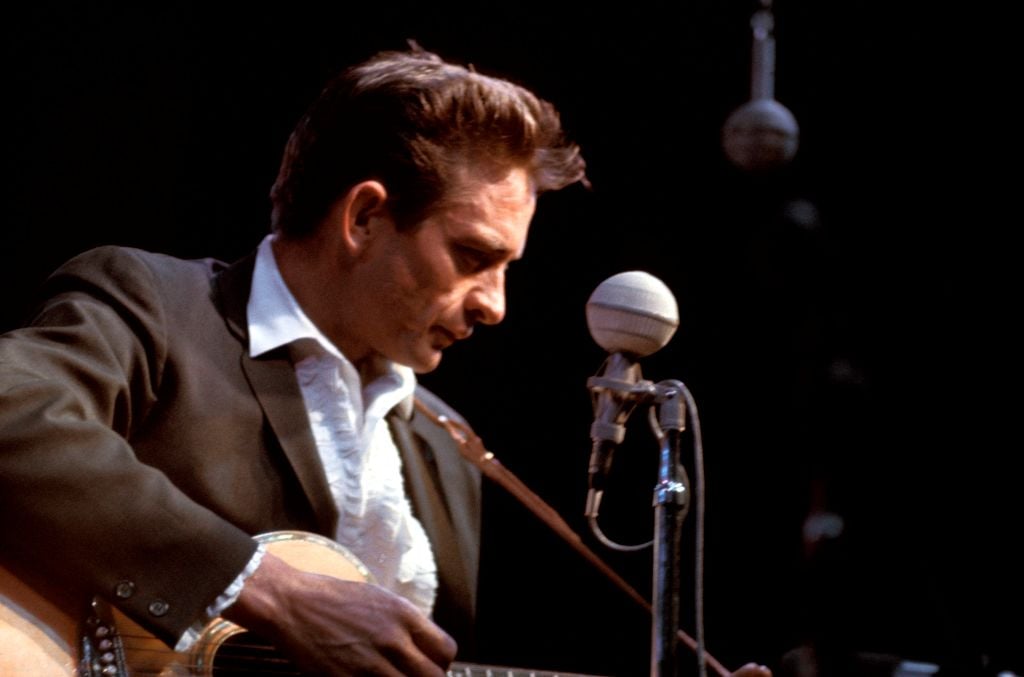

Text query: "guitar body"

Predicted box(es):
[1, 531, 605, 677]
[0, 556, 80, 675]
[1, 531, 372, 677]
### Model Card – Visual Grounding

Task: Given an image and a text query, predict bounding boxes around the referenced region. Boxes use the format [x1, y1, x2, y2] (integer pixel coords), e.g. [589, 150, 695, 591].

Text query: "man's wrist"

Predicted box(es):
[173, 542, 267, 652]
[220, 550, 297, 639]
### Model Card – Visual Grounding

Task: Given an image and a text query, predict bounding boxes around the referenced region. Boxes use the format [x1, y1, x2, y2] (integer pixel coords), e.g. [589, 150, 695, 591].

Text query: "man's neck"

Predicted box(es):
[271, 233, 372, 367]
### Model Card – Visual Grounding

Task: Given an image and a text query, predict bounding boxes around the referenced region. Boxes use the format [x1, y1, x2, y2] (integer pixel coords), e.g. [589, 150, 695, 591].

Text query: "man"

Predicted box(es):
[0, 45, 585, 676]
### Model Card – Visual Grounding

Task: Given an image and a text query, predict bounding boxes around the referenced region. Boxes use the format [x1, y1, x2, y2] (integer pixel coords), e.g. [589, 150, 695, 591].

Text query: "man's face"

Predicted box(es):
[353, 166, 536, 373]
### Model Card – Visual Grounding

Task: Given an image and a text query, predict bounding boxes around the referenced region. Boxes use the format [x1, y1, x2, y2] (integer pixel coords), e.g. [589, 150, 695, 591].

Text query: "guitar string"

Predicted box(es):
[115, 633, 552, 677]
[114, 634, 301, 675]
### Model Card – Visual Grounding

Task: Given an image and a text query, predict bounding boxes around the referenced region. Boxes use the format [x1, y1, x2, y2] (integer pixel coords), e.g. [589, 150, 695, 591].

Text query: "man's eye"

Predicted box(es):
[456, 246, 491, 272]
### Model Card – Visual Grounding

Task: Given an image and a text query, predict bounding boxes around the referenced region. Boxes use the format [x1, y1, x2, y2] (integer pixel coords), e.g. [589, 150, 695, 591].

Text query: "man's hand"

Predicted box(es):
[223, 552, 457, 676]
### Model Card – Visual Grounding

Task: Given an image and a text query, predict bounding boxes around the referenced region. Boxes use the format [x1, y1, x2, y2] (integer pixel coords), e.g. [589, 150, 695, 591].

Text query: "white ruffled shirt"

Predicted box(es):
[246, 234, 439, 614]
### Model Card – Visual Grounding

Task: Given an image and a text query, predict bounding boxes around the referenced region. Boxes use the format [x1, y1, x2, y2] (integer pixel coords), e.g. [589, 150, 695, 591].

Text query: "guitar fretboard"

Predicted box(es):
[449, 662, 607, 677]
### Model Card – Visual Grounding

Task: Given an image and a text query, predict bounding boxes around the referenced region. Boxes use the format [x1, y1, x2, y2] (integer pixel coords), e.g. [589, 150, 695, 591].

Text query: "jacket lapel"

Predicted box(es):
[397, 387, 483, 620]
[389, 402, 481, 651]
[212, 252, 339, 536]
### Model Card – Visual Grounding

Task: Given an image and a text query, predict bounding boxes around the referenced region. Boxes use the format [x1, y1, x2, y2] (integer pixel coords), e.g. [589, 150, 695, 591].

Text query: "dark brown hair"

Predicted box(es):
[270, 46, 587, 237]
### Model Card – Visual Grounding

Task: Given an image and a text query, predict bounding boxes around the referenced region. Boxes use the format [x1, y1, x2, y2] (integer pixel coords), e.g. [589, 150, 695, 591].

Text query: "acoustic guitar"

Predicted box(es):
[0, 530, 604, 676]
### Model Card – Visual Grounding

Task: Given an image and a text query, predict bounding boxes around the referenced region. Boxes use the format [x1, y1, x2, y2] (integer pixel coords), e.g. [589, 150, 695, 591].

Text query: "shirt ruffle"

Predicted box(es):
[294, 351, 438, 616]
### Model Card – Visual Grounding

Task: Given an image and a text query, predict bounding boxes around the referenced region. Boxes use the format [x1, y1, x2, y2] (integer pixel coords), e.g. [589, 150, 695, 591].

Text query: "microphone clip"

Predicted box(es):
[587, 353, 657, 445]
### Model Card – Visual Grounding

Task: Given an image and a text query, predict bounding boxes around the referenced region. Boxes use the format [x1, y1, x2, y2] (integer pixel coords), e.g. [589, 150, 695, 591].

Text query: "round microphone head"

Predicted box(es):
[722, 98, 800, 171]
[586, 271, 679, 357]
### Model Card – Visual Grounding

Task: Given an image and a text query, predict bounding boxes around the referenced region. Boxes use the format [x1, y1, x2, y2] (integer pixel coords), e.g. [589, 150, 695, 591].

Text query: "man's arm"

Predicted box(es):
[0, 247, 258, 644]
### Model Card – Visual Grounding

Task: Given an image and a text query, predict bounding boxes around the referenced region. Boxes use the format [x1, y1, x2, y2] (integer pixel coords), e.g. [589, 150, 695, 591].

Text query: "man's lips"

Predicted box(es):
[432, 325, 473, 348]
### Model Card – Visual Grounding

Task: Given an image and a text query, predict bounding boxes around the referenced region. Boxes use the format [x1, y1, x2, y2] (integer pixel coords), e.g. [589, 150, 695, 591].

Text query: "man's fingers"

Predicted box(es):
[391, 647, 453, 677]
[408, 612, 458, 667]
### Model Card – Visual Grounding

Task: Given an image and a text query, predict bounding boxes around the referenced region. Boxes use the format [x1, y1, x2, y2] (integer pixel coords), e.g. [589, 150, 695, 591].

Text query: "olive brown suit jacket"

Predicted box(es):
[0, 246, 481, 650]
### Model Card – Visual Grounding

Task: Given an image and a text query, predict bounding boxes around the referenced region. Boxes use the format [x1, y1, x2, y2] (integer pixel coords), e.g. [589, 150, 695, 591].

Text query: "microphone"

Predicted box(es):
[585, 271, 679, 518]
[722, 0, 800, 171]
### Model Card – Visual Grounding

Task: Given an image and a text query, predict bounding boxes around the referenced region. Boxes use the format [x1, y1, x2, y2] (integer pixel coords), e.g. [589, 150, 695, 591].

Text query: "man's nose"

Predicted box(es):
[466, 270, 506, 326]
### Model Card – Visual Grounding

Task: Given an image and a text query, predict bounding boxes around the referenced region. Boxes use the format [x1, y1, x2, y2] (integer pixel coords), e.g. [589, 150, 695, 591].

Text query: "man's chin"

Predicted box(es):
[409, 348, 444, 374]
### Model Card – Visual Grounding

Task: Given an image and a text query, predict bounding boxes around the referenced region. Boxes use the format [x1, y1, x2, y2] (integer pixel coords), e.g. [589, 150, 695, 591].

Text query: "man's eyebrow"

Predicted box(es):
[459, 234, 520, 260]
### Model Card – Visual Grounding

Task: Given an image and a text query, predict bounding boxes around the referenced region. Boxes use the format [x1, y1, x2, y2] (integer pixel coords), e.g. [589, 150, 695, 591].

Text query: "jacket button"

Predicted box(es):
[114, 581, 135, 599]
[148, 600, 170, 617]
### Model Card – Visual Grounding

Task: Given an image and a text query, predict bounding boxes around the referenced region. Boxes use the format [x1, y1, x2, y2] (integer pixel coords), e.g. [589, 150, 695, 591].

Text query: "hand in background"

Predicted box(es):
[732, 662, 772, 677]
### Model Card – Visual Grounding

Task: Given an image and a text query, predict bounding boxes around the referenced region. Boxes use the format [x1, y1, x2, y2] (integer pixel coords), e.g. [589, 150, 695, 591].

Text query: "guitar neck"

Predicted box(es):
[449, 662, 607, 677]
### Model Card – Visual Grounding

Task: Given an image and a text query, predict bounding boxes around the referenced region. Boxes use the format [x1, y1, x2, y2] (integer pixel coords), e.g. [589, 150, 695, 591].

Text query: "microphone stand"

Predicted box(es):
[651, 381, 690, 677]
[586, 369, 698, 677]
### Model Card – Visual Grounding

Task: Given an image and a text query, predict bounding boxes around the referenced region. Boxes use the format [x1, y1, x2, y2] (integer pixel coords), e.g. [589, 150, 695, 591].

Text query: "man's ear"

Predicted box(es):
[335, 180, 390, 254]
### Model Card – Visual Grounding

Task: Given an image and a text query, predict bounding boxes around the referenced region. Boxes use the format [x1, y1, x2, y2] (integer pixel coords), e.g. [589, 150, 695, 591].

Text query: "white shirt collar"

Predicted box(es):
[248, 234, 342, 360]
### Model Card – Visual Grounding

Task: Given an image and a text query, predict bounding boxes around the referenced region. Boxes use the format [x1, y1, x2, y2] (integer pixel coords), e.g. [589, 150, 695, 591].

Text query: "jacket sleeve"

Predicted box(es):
[0, 247, 258, 646]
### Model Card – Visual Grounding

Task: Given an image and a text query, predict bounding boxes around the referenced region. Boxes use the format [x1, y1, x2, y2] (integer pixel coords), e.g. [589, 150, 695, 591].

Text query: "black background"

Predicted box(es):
[4, 2, 1018, 676]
